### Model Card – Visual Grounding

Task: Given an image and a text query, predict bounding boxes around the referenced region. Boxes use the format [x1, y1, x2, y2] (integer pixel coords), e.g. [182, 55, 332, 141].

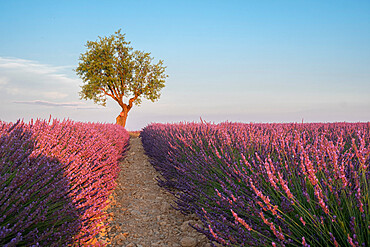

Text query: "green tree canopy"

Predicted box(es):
[76, 29, 168, 127]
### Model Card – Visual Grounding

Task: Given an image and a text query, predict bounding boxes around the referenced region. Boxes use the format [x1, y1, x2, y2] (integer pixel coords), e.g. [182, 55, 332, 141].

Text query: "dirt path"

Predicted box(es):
[100, 136, 212, 247]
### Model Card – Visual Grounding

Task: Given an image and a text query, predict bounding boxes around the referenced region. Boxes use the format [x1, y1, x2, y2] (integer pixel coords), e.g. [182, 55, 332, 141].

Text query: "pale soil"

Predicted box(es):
[98, 136, 215, 247]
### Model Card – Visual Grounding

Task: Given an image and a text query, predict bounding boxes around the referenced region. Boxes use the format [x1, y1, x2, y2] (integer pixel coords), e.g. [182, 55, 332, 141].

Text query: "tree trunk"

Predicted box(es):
[116, 108, 129, 128]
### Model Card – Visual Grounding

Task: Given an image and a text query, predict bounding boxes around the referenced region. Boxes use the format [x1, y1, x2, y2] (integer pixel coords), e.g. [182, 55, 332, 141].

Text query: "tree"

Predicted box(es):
[76, 30, 168, 128]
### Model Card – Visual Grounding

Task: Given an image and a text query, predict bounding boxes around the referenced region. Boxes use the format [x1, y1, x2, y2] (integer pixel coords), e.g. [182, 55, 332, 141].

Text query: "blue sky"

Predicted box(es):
[0, 0, 369, 130]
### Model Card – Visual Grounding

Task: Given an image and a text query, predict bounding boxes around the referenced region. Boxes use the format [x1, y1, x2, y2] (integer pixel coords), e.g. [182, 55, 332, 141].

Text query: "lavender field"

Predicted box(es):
[141, 122, 370, 246]
[0, 119, 129, 246]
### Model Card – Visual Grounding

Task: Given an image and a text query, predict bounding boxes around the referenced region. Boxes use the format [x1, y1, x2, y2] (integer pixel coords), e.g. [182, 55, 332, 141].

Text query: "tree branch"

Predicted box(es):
[128, 92, 140, 110]
[100, 87, 115, 98]
[107, 84, 120, 101]
[100, 86, 125, 109]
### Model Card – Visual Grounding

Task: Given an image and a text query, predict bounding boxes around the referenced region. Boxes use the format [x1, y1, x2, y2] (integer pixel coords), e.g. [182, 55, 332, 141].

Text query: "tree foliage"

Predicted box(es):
[76, 29, 168, 126]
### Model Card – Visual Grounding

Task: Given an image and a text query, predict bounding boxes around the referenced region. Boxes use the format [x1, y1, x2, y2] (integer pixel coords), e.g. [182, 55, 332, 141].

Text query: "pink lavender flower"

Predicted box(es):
[347, 234, 358, 247]
[314, 185, 329, 215]
[302, 237, 310, 247]
[264, 158, 279, 190]
[208, 224, 227, 245]
[230, 209, 252, 231]
[259, 211, 285, 241]
[278, 171, 294, 201]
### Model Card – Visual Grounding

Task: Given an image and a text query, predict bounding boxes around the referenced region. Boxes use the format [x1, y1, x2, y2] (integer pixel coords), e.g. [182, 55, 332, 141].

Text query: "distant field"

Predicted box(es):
[129, 130, 141, 138]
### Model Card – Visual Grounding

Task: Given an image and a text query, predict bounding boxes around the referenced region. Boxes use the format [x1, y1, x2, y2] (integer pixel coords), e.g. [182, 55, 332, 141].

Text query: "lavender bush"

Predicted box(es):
[141, 122, 369, 246]
[0, 121, 79, 246]
[0, 119, 130, 246]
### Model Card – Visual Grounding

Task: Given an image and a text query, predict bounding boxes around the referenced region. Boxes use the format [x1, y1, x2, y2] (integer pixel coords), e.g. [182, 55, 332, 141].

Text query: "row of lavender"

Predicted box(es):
[141, 122, 369, 246]
[0, 119, 129, 246]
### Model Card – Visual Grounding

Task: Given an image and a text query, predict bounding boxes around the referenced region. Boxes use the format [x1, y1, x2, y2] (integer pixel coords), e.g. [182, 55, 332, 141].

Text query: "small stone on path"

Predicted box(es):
[180, 236, 198, 247]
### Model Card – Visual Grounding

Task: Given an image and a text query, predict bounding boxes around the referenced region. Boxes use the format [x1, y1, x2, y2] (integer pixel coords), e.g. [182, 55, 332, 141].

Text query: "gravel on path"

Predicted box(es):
[98, 136, 214, 247]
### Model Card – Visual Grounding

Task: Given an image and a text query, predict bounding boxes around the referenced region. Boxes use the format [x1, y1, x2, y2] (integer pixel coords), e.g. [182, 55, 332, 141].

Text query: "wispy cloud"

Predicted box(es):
[0, 56, 80, 100]
[13, 100, 103, 109]
[0, 57, 68, 75]
[0, 57, 111, 124]
[14, 100, 81, 107]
